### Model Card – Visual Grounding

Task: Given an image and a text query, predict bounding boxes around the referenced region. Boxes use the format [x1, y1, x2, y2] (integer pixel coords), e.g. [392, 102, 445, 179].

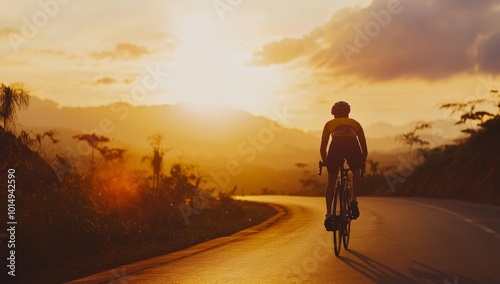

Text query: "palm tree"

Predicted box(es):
[142, 134, 169, 190]
[366, 159, 380, 176]
[0, 82, 31, 132]
[73, 133, 110, 171]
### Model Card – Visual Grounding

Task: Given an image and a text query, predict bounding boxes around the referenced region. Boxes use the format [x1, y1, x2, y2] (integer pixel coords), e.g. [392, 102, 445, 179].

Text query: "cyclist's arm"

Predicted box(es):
[320, 124, 330, 164]
[320, 139, 328, 164]
[357, 126, 368, 163]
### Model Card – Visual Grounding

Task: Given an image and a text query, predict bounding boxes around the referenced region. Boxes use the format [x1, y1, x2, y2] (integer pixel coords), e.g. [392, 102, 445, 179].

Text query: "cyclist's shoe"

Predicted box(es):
[332, 215, 341, 231]
[350, 201, 360, 220]
[324, 214, 333, 231]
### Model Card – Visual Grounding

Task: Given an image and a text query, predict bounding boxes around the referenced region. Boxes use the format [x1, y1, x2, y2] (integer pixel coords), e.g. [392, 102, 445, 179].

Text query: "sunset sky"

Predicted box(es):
[1, 0, 499, 131]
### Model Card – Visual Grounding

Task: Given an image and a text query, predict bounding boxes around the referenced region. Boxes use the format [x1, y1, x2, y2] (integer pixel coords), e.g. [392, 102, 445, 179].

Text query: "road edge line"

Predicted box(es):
[393, 198, 500, 240]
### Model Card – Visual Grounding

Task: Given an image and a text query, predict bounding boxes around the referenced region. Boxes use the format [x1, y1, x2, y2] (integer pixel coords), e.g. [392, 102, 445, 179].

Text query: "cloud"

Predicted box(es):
[32, 49, 79, 59]
[251, 37, 309, 66]
[251, 0, 500, 81]
[90, 43, 153, 60]
[123, 78, 134, 84]
[91, 76, 136, 86]
[92, 77, 118, 85]
[477, 31, 500, 74]
[0, 28, 19, 39]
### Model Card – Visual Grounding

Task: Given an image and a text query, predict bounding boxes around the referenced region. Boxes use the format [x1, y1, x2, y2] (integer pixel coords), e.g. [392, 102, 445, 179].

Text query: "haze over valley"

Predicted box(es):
[16, 96, 463, 194]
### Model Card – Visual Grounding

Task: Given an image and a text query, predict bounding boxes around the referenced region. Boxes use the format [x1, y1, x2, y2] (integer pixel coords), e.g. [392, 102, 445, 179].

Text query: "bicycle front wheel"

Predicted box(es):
[332, 186, 342, 257]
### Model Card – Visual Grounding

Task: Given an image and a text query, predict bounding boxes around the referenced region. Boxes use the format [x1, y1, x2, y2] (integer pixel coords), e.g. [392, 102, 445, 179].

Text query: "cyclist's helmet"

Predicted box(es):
[331, 101, 350, 116]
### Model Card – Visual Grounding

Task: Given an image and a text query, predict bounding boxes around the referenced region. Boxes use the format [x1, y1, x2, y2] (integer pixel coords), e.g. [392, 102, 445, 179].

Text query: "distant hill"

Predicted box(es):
[364, 120, 462, 139]
[363, 119, 463, 152]
[19, 97, 460, 154]
[392, 117, 500, 205]
[17, 97, 322, 193]
[18, 97, 318, 158]
[14, 97, 464, 194]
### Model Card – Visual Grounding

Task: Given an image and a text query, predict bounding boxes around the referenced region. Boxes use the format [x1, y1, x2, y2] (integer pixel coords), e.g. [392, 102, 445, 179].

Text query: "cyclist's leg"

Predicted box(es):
[351, 169, 360, 202]
[326, 138, 342, 215]
[344, 138, 362, 219]
[349, 170, 361, 219]
[326, 168, 339, 215]
[344, 138, 362, 201]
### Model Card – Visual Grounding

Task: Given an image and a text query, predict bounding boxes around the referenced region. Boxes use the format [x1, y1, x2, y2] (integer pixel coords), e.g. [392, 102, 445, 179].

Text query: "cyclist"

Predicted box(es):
[321, 101, 367, 231]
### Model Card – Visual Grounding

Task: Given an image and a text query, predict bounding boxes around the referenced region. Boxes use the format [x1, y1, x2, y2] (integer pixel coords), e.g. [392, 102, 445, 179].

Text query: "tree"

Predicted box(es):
[17, 130, 34, 147]
[18, 129, 60, 154]
[142, 134, 169, 190]
[168, 162, 199, 204]
[36, 130, 60, 152]
[17, 129, 60, 166]
[366, 159, 380, 176]
[73, 133, 110, 170]
[229, 185, 238, 196]
[395, 121, 433, 156]
[440, 90, 499, 135]
[0, 82, 30, 132]
[295, 162, 324, 195]
[97, 146, 126, 162]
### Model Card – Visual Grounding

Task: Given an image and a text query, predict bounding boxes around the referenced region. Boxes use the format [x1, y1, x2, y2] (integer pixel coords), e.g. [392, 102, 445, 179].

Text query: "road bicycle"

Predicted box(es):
[319, 160, 363, 257]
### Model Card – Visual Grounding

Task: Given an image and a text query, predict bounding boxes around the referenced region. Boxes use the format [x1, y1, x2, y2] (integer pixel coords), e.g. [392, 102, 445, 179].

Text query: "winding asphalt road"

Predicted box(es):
[71, 196, 500, 284]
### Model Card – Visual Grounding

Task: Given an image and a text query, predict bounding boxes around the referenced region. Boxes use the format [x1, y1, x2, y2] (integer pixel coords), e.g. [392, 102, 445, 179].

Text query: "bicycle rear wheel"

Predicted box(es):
[343, 186, 352, 250]
[332, 185, 342, 257]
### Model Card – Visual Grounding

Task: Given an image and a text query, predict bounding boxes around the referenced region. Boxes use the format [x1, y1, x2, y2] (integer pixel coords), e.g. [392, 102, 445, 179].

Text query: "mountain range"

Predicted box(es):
[14, 97, 464, 193]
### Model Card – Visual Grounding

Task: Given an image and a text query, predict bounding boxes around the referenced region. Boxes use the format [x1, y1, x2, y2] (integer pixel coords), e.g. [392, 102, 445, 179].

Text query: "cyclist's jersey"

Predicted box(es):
[321, 117, 363, 140]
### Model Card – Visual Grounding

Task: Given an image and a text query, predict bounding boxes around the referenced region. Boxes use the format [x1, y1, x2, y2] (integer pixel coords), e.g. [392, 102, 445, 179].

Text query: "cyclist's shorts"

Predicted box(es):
[327, 136, 362, 173]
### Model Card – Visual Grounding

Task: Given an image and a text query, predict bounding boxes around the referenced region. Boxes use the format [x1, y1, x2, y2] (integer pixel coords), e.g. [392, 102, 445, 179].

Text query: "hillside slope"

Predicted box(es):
[0, 128, 59, 191]
[394, 117, 500, 205]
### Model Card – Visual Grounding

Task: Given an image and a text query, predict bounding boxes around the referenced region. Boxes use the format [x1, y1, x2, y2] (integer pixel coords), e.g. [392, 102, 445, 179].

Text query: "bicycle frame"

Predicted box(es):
[319, 160, 352, 256]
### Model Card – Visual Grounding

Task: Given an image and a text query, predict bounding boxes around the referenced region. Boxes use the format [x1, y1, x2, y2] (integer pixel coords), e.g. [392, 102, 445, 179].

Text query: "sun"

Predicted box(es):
[162, 12, 283, 114]
[167, 13, 250, 107]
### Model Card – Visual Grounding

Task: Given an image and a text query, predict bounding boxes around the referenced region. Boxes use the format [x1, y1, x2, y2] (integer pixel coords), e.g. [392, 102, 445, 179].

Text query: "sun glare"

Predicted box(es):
[164, 12, 281, 115]
[168, 14, 248, 106]
[94, 165, 139, 212]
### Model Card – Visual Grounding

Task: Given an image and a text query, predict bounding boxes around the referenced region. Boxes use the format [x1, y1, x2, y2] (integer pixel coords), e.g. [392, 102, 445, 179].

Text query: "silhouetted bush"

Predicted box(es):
[0, 132, 267, 283]
[393, 116, 500, 205]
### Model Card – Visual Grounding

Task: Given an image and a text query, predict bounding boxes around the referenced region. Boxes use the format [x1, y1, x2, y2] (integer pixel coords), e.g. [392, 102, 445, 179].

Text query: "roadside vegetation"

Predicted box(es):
[391, 93, 500, 205]
[289, 89, 500, 205]
[369, 89, 500, 205]
[0, 82, 276, 283]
